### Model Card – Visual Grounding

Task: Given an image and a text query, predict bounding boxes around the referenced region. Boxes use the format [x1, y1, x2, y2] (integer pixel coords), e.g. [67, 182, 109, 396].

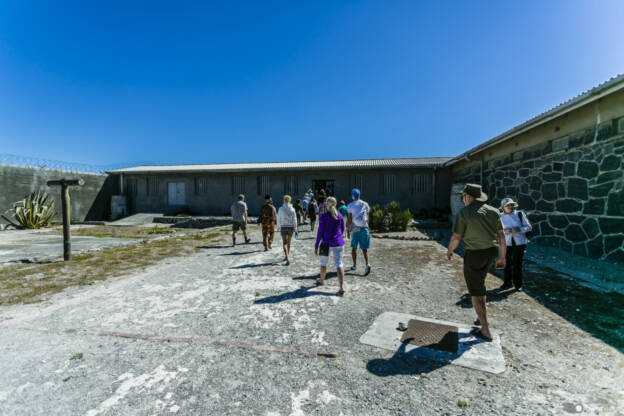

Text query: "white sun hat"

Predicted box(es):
[500, 197, 519, 209]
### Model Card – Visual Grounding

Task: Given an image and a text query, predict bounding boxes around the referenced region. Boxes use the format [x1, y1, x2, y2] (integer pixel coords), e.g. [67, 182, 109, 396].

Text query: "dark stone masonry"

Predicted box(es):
[454, 123, 624, 265]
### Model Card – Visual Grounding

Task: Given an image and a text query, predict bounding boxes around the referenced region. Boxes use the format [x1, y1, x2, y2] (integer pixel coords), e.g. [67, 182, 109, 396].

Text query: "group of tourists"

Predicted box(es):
[448, 183, 532, 342]
[230, 188, 373, 295]
[232, 182, 531, 338]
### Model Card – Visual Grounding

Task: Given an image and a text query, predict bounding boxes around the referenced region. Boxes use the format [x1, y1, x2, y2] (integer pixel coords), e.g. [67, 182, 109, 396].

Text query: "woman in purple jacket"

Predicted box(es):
[314, 197, 346, 295]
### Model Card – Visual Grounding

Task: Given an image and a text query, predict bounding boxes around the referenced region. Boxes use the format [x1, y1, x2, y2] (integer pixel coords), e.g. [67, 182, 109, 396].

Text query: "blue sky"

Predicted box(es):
[1, 1, 623, 166]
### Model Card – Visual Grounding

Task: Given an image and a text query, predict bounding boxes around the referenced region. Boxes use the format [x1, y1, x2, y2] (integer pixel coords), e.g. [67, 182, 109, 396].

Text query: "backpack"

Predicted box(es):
[517, 211, 533, 239]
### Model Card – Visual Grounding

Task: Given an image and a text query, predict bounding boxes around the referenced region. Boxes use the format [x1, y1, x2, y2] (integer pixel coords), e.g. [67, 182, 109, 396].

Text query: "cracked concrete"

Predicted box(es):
[0, 225, 622, 415]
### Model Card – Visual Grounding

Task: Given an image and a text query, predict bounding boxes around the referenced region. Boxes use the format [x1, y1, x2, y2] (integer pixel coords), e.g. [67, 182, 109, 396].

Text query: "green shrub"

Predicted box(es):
[369, 201, 412, 231]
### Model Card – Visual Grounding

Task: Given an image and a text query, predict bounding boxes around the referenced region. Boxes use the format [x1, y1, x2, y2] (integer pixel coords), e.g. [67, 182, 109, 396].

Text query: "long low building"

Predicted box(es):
[108, 74, 624, 278]
[108, 158, 453, 216]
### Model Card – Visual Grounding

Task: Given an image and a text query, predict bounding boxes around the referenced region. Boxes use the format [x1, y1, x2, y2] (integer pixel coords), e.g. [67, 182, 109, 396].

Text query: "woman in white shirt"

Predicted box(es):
[277, 195, 298, 265]
[499, 197, 532, 290]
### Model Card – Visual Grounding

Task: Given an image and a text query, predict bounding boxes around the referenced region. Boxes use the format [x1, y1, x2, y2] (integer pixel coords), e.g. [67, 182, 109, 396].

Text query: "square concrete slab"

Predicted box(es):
[360, 312, 505, 374]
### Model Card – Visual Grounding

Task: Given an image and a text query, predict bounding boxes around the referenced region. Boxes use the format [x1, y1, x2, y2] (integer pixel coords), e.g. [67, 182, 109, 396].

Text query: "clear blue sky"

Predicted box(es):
[1, 1, 623, 166]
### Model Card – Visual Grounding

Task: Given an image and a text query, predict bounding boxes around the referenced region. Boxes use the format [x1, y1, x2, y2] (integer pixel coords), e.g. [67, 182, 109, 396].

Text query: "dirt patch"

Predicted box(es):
[0, 227, 229, 306]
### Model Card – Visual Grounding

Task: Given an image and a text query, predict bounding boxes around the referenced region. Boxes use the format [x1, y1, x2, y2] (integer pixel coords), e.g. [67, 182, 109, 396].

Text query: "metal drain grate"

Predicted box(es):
[400, 319, 458, 354]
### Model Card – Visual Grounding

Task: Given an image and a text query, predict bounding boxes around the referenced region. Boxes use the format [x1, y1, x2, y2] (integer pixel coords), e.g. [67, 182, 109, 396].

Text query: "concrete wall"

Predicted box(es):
[0, 164, 115, 225]
[451, 89, 624, 266]
[122, 167, 452, 217]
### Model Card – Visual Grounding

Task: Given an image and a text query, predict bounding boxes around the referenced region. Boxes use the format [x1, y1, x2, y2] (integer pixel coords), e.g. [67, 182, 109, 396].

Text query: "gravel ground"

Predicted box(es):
[0, 224, 622, 415]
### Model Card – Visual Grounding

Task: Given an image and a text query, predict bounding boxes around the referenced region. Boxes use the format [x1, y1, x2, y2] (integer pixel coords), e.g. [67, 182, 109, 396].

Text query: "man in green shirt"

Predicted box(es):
[447, 184, 506, 342]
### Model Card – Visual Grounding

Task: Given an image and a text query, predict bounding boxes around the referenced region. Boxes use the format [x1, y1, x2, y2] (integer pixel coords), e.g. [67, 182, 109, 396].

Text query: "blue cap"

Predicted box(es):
[351, 188, 360, 199]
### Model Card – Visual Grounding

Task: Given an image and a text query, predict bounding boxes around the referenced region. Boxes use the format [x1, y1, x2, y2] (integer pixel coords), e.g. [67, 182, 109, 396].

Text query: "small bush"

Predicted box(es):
[369, 202, 412, 232]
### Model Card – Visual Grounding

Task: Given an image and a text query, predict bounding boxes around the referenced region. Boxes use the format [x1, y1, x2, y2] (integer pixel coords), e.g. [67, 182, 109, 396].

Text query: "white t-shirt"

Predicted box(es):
[347, 200, 370, 228]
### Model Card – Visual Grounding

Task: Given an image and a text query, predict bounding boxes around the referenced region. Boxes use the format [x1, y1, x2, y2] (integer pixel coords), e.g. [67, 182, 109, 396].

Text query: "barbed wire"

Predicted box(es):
[0, 153, 141, 174]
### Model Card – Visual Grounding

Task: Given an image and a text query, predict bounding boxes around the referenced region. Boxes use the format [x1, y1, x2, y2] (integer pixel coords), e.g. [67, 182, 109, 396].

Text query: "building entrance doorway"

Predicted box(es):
[313, 180, 335, 196]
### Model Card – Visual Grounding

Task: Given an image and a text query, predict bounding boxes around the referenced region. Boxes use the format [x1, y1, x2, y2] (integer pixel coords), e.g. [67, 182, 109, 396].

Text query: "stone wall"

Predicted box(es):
[0, 164, 116, 226]
[452, 123, 624, 265]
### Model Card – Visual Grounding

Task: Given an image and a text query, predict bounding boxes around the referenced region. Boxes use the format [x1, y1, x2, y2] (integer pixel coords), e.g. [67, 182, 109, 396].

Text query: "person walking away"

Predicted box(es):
[302, 195, 309, 222]
[277, 195, 298, 265]
[346, 188, 372, 275]
[231, 194, 250, 246]
[446, 184, 506, 342]
[338, 200, 348, 221]
[317, 190, 329, 216]
[295, 199, 304, 226]
[315, 197, 346, 295]
[308, 198, 318, 231]
[259, 195, 277, 251]
[499, 197, 532, 290]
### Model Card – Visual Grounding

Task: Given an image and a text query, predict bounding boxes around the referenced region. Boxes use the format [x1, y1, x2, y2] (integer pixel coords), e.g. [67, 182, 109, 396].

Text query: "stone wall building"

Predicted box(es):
[446, 75, 624, 267]
[109, 74, 624, 275]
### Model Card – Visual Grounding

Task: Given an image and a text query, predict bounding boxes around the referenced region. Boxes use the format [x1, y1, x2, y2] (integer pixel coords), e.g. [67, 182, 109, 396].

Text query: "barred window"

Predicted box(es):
[412, 174, 429, 193]
[257, 176, 270, 196]
[231, 176, 245, 195]
[380, 174, 397, 194]
[127, 178, 138, 196]
[350, 174, 364, 191]
[284, 176, 298, 196]
[147, 177, 160, 196]
[194, 177, 209, 195]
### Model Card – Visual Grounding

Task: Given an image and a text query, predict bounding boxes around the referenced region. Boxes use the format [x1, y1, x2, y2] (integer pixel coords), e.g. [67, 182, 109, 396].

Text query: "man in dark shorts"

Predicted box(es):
[447, 184, 506, 342]
[231, 194, 250, 246]
[259, 195, 277, 251]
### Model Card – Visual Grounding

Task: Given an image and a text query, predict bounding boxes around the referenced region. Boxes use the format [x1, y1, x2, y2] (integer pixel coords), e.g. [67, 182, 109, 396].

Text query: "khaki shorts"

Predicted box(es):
[463, 247, 497, 296]
[232, 221, 246, 232]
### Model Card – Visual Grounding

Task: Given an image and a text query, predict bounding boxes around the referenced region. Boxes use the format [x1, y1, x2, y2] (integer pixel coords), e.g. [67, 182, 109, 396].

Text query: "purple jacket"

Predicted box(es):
[315, 212, 345, 249]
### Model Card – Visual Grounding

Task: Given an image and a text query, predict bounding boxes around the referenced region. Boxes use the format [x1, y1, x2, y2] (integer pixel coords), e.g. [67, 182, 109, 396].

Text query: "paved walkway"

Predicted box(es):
[0, 226, 622, 415]
[0, 228, 138, 264]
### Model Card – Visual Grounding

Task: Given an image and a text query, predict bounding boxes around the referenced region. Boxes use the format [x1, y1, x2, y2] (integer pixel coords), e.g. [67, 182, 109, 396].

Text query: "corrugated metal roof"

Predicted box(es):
[444, 73, 624, 166]
[108, 157, 452, 174]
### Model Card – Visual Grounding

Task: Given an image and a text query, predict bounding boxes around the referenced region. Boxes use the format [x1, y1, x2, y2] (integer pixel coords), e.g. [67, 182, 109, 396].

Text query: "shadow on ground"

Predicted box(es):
[367, 332, 483, 377]
[230, 262, 277, 269]
[254, 286, 340, 304]
[292, 271, 336, 281]
[437, 232, 624, 352]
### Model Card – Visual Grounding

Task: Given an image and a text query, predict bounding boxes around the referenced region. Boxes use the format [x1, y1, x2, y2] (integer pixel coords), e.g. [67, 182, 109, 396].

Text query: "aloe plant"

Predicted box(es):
[1, 191, 60, 229]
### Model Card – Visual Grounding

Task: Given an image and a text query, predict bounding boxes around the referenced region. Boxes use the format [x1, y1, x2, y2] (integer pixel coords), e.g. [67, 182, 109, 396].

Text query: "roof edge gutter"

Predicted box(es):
[444, 77, 624, 167]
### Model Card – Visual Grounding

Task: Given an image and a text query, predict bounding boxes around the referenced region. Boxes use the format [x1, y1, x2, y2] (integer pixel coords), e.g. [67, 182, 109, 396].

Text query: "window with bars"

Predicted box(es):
[194, 177, 209, 195]
[231, 176, 245, 195]
[257, 176, 270, 196]
[412, 174, 429, 194]
[147, 177, 160, 196]
[350, 174, 364, 191]
[380, 174, 397, 194]
[284, 176, 298, 196]
[127, 178, 138, 196]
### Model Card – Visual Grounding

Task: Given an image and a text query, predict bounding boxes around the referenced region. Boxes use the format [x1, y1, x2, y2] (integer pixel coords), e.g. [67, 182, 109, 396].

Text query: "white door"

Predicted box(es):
[168, 182, 186, 205]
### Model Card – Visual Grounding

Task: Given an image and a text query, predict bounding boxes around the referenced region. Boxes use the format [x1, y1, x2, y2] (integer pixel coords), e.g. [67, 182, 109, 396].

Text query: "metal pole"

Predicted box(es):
[61, 184, 71, 261]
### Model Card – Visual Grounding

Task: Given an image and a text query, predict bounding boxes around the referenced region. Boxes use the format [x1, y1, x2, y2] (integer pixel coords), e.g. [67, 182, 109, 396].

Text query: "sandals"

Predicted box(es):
[474, 318, 481, 326]
[315, 278, 324, 286]
[470, 327, 493, 342]
[337, 289, 345, 296]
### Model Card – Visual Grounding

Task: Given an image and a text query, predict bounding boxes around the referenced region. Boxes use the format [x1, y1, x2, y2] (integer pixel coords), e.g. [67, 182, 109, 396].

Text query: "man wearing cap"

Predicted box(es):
[347, 188, 371, 276]
[447, 184, 506, 342]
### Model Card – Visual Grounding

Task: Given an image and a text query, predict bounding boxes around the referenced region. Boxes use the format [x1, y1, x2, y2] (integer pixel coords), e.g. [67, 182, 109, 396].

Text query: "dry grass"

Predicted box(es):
[53, 225, 187, 239]
[0, 228, 225, 306]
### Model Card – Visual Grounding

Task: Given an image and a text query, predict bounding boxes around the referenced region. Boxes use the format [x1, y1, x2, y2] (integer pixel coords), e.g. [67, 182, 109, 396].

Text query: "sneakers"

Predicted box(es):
[245, 237, 251, 244]
[364, 264, 371, 276]
[349, 265, 357, 271]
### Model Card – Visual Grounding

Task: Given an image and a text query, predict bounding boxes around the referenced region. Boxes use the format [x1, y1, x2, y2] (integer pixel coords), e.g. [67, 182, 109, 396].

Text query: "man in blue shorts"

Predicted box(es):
[346, 188, 371, 275]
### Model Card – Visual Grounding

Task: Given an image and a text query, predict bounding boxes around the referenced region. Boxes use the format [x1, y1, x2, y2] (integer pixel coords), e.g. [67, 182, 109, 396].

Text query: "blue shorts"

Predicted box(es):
[350, 227, 370, 250]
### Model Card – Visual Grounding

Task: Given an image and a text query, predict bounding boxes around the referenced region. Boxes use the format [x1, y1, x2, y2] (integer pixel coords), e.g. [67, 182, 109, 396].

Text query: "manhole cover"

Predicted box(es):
[400, 319, 458, 354]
